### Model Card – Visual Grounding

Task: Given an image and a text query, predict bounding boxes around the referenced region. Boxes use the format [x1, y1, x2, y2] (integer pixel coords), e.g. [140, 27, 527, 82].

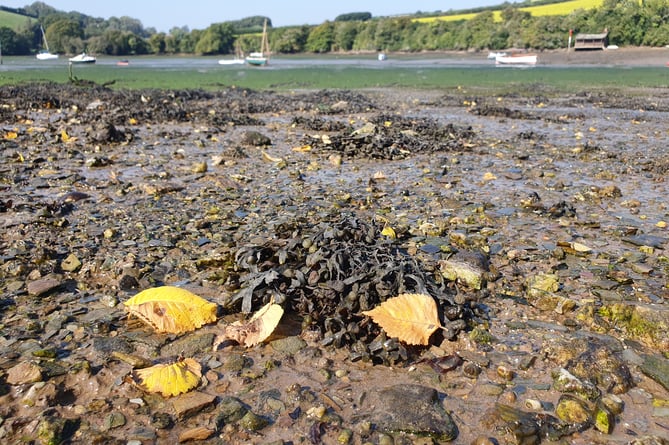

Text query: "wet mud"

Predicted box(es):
[0, 82, 668, 444]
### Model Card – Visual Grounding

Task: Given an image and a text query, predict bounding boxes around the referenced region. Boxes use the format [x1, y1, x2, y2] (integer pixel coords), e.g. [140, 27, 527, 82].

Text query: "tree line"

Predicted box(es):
[1, 0, 668, 57]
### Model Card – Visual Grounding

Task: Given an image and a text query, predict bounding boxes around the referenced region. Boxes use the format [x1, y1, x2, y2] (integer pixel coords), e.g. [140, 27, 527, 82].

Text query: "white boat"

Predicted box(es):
[36, 25, 58, 60]
[69, 52, 96, 64]
[218, 57, 245, 65]
[245, 19, 269, 66]
[487, 51, 507, 60]
[219, 41, 245, 65]
[495, 54, 537, 66]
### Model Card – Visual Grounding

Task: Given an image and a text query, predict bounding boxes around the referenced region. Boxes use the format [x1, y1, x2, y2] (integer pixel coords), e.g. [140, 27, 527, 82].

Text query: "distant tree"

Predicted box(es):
[333, 21, 359, 51]
[271, 26, 309, 53]
[45, 19, 83, 53]
[194, 22, 234, 54]
[148, 32, 166, 54]
[0, 26, 28, 54]
[229, 16, 272, 34]
[306, 21, 334, 52]
[335, 12, 372, 22]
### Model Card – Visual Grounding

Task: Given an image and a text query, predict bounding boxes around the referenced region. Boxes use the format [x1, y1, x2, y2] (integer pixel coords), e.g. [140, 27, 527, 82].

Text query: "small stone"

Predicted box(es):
[7, 361, 43, 385]
[151, 412, 173, 429]
[178, 426, 214, 442]
[555, 394, 592, 424]
[60, 253, 82, 272]
[594, 404, 614, 434]
[172, 391, 216, 420]
[27, 276, 61, 296]
[270, 336, 307, 355]
[337, 428, 353, 444]
[216, 396, 248, 424]
[371, 384, 458, 441]
[103, 412, 126, 430]
[471, 436, 496, 445]
[239, 411, 269, 431]
[191, 162, 207, 173]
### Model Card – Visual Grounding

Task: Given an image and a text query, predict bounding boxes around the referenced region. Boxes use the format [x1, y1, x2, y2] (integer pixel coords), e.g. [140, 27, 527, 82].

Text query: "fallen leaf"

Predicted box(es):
[381, 226, 396, 239]
[213, 301, 284, 350]
[60, 129, 70, 142]
[5, 131, 18, 140]
[124, 286, 217, 334]
[362, 293, 441, 345]
[134, 358, 201, 397]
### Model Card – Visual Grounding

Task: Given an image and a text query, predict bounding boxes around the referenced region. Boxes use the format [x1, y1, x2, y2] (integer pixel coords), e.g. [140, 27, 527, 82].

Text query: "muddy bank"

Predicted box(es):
[0, 82, 668, 444]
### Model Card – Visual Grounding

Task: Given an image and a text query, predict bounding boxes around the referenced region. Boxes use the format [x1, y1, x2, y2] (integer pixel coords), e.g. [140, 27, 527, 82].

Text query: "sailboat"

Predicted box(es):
[218, 40, 245, 65]
[245, 19, 270, 66]
[36, 25, 58, 60]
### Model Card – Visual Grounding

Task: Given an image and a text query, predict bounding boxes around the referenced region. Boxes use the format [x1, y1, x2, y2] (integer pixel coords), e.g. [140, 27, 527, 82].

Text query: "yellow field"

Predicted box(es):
[415, 0, 605, 23]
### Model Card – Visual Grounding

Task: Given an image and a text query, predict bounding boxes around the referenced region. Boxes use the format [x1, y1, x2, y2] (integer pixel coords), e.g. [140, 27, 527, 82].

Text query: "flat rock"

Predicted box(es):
[6, 361, 43, 385]
[172, 391, 217, 420]
[27, 276, 62, 296]
[369, 384, 458, 441]
[639, 354, 669, 392]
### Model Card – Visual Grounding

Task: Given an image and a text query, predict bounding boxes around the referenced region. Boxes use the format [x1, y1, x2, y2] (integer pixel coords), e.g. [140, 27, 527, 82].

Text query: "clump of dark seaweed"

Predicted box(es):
[229, 212, 480, 364]
[302, 114, 475, 160]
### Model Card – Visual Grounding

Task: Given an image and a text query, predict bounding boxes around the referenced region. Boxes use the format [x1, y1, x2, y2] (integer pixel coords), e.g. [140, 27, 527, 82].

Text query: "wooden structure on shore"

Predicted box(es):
[574, 31, 608, 50]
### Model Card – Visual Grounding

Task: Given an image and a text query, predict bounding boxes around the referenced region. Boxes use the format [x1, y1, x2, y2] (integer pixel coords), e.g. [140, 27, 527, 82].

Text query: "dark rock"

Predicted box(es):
[161, 333, 215, 357]
[93, 337, 133, 357]
[370, 384, 458, 441]
[27, 276, 62, 296]
[639, 354, 669, 392]
[241, 131, 271, 147]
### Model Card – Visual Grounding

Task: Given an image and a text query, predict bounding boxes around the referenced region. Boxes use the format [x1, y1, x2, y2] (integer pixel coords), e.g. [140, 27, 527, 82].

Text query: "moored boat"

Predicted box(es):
[245, 19, 270, 66]
[495, 53, 537, 66]
[36, 25, 58, 60]
[69, 52, 96, 64]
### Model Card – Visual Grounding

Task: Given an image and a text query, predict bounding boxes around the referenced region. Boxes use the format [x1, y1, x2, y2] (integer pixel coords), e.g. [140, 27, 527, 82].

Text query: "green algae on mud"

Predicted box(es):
[0, 56, 668, 92]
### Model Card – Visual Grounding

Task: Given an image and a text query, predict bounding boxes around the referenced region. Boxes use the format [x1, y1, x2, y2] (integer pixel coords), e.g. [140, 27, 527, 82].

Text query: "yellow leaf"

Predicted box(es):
[129, 117, 138, 125]
[5, 131, 18, 140]
[61, 129, 70, 142]
[213, 301, 283, 350]
[134, 358, 201, 397]
[362, 293, 441, 345]
[381, 226, 396, 239]
[124, 286, 217, 334]
[482, 172, 497, 181]
[292, 145, 312, 152]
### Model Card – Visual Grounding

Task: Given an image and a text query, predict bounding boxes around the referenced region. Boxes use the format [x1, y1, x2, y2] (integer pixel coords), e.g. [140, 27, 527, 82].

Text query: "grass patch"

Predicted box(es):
[416, 0, 604, 23]
[0, 9, 35, 29]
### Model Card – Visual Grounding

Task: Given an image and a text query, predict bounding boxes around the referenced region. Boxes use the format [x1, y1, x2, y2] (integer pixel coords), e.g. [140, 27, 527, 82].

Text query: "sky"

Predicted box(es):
[1, 1, 504, 32]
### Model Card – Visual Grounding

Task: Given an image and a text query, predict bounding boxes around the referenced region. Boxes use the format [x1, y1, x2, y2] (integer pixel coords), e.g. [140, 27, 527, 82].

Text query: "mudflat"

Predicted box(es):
[0, 82, 668, 444]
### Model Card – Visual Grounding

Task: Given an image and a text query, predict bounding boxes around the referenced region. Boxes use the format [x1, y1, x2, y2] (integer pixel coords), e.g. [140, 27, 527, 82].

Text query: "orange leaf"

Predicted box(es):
[362, 293, 441, 345]
[124, 286, 217, 334]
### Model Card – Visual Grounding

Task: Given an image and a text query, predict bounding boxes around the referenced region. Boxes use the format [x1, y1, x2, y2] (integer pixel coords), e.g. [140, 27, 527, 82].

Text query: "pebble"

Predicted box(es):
[172, 391, 217, 420]
[26, 276, 61, 296]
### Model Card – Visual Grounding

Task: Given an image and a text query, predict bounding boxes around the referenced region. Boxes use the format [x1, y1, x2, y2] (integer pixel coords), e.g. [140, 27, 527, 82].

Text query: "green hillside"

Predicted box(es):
[0, 8, 34, 29]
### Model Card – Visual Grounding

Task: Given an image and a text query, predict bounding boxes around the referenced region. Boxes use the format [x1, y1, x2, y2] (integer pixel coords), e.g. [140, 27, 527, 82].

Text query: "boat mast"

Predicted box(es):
[41, 25, 50, 52]
[261, 19, 269, 62]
